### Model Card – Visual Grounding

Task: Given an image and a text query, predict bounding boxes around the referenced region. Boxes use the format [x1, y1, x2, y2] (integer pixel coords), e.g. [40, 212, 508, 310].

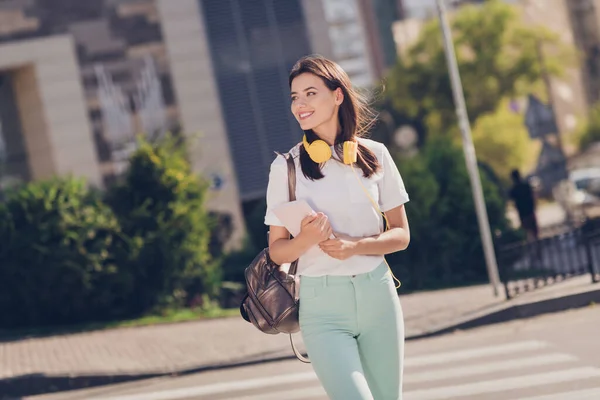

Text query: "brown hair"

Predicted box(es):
[289, 55, 381, 180]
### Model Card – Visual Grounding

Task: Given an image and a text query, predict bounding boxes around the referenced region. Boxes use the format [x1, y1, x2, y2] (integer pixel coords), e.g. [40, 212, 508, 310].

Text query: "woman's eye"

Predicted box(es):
[307, 92, 316, 96]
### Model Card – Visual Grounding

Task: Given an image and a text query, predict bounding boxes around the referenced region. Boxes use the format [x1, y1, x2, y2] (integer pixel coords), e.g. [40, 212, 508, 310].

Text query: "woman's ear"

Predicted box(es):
[334, 88, 344, 105]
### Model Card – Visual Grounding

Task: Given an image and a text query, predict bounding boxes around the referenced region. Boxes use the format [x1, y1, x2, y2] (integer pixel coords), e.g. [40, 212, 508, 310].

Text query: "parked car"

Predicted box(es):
[570, 168, 600, 196]
[568, 168, 600, 207]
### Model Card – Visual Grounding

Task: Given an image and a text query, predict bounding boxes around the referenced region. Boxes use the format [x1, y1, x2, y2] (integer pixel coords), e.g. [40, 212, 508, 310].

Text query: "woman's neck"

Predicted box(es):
[312, 119, 340, 146]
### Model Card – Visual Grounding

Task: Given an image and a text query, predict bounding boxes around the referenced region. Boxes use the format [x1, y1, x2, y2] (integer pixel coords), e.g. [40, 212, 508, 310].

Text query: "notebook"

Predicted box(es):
[272, 199, 316, 237]
[272, 199, 335, 239]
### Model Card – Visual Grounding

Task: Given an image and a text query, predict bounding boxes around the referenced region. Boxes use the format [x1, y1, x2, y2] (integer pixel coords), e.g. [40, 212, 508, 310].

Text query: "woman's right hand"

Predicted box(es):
[299, 212, 333, 246]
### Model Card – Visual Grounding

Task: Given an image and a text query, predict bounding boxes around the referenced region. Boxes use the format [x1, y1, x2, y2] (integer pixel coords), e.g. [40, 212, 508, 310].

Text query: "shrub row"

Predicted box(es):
[0, 137, 218, 329]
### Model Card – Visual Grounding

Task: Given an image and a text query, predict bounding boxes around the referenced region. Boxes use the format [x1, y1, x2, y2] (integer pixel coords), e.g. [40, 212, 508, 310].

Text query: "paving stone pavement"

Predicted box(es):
[0, 276, 598, 382]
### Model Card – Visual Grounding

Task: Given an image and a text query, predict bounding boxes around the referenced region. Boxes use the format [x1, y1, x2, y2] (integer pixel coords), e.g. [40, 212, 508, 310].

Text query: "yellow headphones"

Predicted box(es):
[302, 135, 358, 165]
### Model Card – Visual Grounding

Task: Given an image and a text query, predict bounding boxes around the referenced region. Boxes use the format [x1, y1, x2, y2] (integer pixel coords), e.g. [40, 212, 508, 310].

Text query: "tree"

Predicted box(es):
[385, 0, 577, 136]
[388, 136, 517, 291]
[106, 135, 219, 313]
[577, 102, 600, 151]
[470, 98, 540, 186]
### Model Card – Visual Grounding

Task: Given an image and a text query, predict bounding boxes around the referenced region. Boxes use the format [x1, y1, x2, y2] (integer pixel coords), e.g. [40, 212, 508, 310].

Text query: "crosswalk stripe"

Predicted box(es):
[225, 386, 326, 400]
[517, 388, 600, 400]
[90, 340, 596, 400]
[91, 372, 317, 400]
[404, 367, 600, 400]
[405, 340, 548, 367]
[405, 353, 577, 383]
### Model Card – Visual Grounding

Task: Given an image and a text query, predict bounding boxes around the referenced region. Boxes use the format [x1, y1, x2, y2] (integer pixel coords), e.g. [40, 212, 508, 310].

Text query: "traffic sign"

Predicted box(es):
[524, 94, 558, 139]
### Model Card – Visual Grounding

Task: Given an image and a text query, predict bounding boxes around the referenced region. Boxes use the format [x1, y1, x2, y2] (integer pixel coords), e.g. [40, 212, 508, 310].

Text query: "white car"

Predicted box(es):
[569, 168, 600, 206]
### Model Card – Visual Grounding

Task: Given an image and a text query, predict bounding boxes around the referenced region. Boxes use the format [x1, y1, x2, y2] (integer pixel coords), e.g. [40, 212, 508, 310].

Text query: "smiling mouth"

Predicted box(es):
[299, 112, 314, 120]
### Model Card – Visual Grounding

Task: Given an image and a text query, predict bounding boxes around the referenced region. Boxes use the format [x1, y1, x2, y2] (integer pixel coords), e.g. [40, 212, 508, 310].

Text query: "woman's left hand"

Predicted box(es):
[318, 233, 359, 260]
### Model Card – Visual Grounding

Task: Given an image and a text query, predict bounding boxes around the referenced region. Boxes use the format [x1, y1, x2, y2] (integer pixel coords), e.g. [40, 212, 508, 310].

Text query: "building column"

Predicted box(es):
[157, 0, 247, 251]
[0, 35, 102, 187]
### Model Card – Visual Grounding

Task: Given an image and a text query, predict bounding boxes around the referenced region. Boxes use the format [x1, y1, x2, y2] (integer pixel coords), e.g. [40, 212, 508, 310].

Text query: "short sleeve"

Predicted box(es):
[264, 155, 289, 226]
[378, 145, 409, 212]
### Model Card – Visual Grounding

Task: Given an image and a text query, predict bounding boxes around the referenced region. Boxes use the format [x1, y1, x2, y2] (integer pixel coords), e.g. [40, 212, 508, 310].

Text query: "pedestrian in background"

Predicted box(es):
[509, 169, 539, 241]
[264, 55, 410, 399]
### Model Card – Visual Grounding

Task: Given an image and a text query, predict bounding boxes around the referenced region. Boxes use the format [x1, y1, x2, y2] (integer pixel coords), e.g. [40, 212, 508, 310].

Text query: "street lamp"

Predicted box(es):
[435, 0, 502, 297]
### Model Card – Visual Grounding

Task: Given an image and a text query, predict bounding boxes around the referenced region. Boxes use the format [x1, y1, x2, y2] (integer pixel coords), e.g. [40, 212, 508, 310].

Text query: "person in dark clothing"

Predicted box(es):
[509, 169, 539, 241]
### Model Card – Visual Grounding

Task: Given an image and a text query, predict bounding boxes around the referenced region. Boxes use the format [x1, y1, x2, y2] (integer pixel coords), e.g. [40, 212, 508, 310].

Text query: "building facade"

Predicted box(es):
[566, 0, 600, 106]
[0, 0, 178, 188]
[0, 0, 386, 249]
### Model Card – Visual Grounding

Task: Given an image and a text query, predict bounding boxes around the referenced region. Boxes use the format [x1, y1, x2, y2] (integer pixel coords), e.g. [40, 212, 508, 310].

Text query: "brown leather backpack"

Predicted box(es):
[239, 151, 309, 363]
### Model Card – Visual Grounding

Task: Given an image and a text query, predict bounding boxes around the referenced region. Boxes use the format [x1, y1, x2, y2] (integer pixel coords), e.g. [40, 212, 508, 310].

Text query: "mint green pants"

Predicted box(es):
[299, 262, 405, 400]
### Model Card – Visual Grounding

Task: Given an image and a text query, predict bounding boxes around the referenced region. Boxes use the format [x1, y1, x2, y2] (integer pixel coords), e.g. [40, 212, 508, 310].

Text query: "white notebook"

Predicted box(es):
[272, 199, 335, 239]
[272, 199, 316, 237]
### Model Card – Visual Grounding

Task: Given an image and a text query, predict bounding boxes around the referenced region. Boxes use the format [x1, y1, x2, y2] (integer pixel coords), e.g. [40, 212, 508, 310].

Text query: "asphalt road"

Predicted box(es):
[28, 306, 600, 400]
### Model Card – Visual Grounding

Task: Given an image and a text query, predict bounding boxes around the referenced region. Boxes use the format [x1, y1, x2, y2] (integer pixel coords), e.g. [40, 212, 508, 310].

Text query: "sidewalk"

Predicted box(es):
[2, 276, 599, 398]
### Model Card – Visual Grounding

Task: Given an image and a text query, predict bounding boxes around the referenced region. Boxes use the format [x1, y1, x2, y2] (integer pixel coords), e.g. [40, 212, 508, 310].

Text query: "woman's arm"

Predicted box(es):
[319, 204, 410, 260]
[353, 204, 410, 255]
[269, 213, 334, 265]
[268, 226, 313, 265]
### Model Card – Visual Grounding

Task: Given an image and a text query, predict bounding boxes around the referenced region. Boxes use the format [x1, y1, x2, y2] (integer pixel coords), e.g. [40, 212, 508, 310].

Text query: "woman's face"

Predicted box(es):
[290, 72, 342, 132]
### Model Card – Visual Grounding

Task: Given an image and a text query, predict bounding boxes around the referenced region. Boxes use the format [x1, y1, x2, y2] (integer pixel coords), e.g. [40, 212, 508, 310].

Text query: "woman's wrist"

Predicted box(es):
[351, 236, 370, 256]
[293, 231, 316, 254]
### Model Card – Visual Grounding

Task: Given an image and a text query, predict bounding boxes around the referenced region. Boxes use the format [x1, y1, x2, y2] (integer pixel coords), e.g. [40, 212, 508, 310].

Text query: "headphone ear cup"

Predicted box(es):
[343, 141, 358, 165]
[307, 140, 332, 163]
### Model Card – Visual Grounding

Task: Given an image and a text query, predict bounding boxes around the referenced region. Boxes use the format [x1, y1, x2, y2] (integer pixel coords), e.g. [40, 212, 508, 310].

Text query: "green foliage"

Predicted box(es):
[106, 135, 219, 313]
[0, 135, 219, 329]
[577, 102, 600, 150]
[471, 98, 540, 185]
[387, 137, 516, 290]
[386, 0, 577, 134]
[0, 178, 131, 328]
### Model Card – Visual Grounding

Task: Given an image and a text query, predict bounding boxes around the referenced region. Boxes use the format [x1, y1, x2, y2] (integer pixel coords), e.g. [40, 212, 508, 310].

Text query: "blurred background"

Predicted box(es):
[0, 0, 599, 346]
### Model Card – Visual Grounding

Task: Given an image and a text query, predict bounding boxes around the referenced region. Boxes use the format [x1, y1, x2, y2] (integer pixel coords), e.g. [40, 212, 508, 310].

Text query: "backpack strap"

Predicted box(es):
[274, 151, 299, 276]
[274, 150, 297, 203]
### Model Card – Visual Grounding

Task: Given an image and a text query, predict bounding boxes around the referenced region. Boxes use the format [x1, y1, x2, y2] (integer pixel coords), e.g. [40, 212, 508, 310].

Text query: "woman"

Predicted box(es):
[264, 55, 410, 400]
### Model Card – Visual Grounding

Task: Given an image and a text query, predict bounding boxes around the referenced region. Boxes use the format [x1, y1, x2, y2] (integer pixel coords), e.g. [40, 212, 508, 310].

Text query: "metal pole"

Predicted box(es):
[435, 0, 501, 297]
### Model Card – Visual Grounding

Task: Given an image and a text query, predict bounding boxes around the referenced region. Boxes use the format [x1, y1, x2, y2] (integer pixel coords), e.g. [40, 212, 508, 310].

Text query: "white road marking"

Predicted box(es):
[405, 353, 577, 383]
[405, 340, 548, 367]
[517, 387, 600, 400]
[404, 367, 600, 400]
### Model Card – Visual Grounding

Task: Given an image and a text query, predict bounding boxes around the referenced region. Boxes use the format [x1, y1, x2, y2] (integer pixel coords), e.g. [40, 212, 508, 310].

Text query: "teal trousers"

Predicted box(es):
[299, 262, 405, 400]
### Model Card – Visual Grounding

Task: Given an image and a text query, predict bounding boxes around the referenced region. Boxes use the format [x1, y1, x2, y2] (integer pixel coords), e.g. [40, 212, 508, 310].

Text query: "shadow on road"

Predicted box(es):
[0, 372, 160, 399]
[0, 348, 303, 399]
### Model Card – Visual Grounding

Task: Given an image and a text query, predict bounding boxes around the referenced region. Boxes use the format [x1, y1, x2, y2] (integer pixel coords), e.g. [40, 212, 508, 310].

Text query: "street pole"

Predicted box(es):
[435, 0, 501, 297]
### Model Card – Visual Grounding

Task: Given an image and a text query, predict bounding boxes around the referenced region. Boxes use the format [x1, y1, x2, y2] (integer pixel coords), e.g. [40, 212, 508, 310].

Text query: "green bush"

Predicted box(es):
[0, 178, 131, 328]
[0, 135, 219, 329]
[387, 137, 517, 291]
[105, 136, 219, 313]
[578, 103, 600, 150]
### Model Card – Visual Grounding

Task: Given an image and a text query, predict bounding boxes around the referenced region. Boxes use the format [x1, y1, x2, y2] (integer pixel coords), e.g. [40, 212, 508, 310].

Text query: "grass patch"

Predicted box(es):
[0, 307, 239, 341]
[106, 306, 240, 329]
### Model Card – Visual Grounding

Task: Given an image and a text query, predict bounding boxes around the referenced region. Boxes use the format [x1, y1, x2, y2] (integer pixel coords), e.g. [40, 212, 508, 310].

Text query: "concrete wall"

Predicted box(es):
[157, 0, 246, 250]
[521, 0, 588, 155]
[0, 35, 102, 186]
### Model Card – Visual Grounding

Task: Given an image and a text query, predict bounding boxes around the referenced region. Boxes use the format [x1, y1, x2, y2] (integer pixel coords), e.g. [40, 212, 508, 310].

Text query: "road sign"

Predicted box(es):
[524, 94, 558, 139]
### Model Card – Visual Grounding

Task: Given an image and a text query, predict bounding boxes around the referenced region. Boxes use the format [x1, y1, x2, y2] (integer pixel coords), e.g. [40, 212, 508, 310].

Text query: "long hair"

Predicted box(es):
[289, 55, 381, 180]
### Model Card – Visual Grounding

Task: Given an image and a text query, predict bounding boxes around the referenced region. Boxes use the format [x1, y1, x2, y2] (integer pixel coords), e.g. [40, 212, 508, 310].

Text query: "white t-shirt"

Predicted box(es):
[264, 138, 409, 277]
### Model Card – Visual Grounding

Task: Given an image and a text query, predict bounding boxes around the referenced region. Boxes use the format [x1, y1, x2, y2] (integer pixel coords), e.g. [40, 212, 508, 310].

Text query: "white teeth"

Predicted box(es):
[300, 112, 313, 118]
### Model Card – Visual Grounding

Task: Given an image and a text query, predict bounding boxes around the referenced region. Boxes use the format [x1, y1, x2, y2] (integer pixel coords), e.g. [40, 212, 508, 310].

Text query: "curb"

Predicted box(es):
[2, 287, 599, 399]
[405, 286, 600, 341]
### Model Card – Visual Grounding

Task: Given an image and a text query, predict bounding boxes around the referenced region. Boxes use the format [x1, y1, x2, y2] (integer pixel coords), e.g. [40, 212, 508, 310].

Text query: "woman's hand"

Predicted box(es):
[298, 212, 333, 247]
[319, 233, 358, 260]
